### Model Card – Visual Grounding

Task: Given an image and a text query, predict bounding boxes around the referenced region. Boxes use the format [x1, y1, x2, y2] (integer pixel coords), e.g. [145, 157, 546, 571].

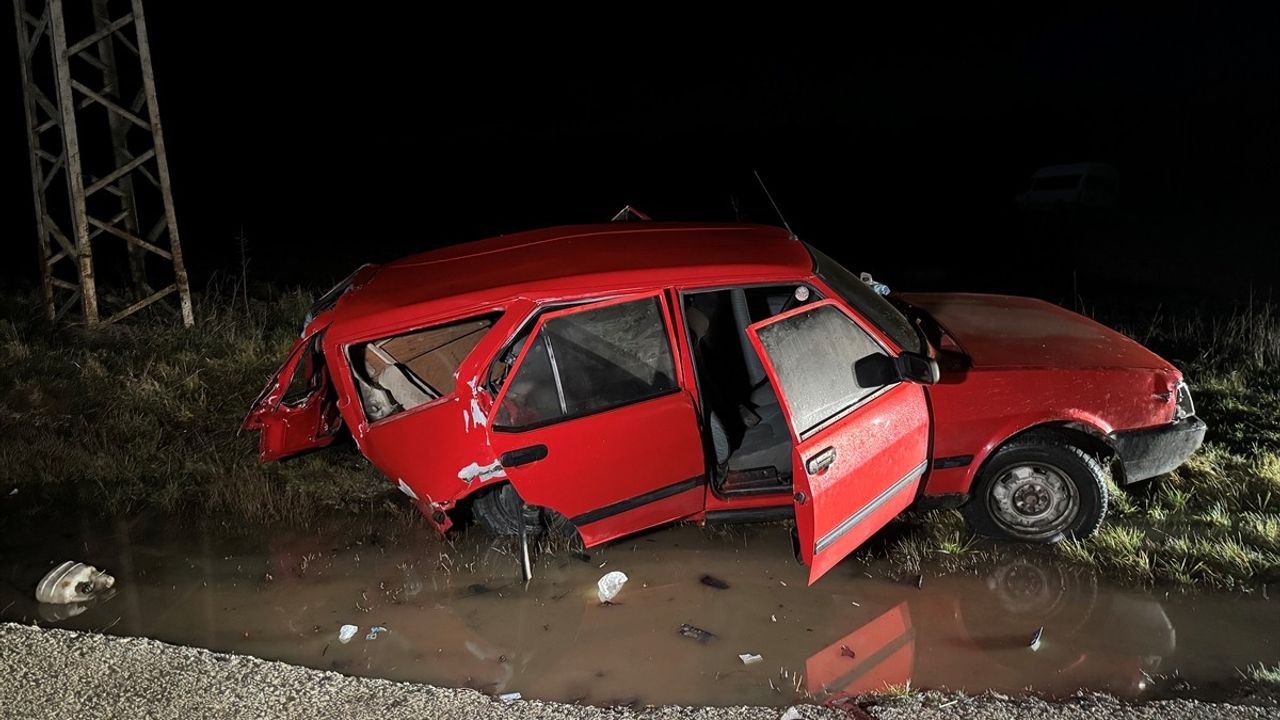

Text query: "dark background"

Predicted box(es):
[3, 6, 1278, 311]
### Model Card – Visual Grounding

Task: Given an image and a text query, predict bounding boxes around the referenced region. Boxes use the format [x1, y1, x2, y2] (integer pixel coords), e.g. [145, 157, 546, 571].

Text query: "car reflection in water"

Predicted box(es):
[807, 559, 1175, 700]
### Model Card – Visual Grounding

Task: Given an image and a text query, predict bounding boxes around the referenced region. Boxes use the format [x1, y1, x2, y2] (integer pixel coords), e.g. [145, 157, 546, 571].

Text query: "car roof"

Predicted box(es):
[332, 222, 812, 331]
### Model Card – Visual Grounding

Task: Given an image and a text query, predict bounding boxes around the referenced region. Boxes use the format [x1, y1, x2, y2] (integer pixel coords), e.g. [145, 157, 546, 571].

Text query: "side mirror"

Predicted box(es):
[854, 351, 940, 387]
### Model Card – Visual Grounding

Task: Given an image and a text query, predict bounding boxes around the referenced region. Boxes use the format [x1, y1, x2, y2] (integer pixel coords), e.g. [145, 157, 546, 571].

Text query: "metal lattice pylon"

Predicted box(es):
[12, 0, 192, 326]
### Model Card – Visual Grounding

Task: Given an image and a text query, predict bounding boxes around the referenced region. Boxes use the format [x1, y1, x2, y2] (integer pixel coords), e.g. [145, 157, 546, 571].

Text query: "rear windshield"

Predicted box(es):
[807, 244, 922, 354]
[349, 314, 499, 422]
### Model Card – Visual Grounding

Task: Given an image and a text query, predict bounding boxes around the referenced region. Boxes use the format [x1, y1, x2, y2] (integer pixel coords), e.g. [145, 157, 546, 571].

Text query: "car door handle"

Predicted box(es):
[500, 445, 548, 468]
[806, 447, 837, 475]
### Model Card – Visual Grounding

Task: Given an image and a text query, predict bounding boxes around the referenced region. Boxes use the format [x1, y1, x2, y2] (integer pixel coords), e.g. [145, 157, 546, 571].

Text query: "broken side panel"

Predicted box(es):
[347, 314, 500, 423]
[243, 319, 342, 462]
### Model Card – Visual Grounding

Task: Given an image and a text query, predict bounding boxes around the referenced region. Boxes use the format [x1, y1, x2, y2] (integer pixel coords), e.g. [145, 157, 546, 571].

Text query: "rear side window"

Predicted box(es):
[755, 303, 888, 437]
[495, 298, 677, 429]
[350, 314, 498, 422]
[283, 333, 326, 407]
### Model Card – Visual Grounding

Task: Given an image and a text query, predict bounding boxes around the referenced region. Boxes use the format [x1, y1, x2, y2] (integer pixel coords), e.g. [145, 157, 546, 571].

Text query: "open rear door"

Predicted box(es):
[243, 320, 342, 462]
[746, 299, 930, 584]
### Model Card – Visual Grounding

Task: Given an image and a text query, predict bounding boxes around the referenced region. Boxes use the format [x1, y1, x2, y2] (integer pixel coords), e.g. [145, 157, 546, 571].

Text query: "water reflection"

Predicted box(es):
[806, 559, 1175, 700]
[0, 517, 1273, 707]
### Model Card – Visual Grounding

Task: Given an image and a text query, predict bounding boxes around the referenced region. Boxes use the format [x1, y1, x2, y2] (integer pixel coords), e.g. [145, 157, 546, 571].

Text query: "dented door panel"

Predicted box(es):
[325, 302, 532, 531]
[485, 292, 706, 546]
[242, 314, 341, 462]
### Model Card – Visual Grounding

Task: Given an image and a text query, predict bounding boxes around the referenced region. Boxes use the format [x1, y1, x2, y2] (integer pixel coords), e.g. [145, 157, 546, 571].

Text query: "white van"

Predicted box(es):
[1016, 163, 1119, 210]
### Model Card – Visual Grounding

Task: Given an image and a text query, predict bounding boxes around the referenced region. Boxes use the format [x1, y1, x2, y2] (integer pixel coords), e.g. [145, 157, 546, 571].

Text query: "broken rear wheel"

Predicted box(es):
[470, 483, 579, 544]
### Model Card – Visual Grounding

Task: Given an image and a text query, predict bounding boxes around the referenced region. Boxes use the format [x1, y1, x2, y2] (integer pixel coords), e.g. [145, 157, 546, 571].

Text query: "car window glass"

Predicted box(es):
[809, 245, 921, 354]
[494, 333, 562, 427]
[283, 333, 325, 407]
[755, 304, 889, 437]
[495, 297, 677, 428]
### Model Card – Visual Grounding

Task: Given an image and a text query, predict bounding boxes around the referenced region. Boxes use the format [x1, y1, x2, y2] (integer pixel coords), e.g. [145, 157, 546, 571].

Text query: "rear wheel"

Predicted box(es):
[472, 483, 543, 536]
[470, 483, 580, 543]
[962, 434, 1108, 543]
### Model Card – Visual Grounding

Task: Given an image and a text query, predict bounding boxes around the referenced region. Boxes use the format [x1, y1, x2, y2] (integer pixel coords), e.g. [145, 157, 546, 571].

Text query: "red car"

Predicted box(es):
[244, 223, 1204, 584]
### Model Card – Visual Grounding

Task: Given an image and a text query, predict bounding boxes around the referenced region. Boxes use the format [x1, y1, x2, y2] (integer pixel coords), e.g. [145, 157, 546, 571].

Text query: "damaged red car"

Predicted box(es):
[244, 223, 1205, 584]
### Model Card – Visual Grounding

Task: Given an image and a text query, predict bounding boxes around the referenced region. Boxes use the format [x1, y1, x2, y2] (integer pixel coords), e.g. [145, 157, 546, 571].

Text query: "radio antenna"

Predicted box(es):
[753, 170, 794, 238]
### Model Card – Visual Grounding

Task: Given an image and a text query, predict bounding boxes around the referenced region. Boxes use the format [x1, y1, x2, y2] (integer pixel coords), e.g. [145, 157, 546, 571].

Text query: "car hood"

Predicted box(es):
[899, 293, 1176, 371]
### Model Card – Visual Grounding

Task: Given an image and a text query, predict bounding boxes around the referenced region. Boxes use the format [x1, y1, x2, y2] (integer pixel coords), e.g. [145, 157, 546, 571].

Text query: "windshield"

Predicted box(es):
[807, 244, 922, 354]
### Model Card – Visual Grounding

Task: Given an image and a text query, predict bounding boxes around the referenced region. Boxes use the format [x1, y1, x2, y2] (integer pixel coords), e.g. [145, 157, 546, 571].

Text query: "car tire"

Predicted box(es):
[962, 434, 1108, 543]
[472, 483, 544, 537]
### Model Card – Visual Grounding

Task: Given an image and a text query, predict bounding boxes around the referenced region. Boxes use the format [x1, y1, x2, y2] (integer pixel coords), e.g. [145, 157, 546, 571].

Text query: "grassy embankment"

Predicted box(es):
[0, 290, 393, 526]
[891, 303, 1280, 589]
[1, 289, 1278, 588]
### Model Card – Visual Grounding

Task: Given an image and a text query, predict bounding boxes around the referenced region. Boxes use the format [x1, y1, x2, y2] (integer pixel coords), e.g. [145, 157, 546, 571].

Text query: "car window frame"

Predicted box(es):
[491, 291, 684, 433]
[346, 310, 505, 429]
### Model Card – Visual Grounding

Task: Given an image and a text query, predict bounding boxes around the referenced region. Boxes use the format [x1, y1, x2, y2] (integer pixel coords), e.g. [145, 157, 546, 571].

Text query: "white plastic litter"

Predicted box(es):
[366, 626, 387, 640]
[338, 624, 358, 643]
[596, 571, 628, 603]
[738, 653, 763, 665]
[781, 708, 803, 720]
[498, 692, 522, 703]
[35, 561, 115, 605]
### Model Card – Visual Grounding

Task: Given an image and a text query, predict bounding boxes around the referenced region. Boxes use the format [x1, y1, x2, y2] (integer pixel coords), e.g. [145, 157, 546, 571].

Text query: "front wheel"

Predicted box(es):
[962, 435, 1108, 543]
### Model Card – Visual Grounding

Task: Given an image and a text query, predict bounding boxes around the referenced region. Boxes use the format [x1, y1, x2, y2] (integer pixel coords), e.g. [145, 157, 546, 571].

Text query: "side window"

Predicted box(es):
[494, 297, 678, 429]
[754, 304, 888, 437]
[283, 333, 326, 407]
[350, 314, 499, 422]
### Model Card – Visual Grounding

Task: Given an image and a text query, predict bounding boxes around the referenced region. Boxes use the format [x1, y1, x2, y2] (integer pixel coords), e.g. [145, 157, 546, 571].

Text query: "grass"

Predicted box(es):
[1045, 303, 1280, 588]
[886, 301, 1280, 589]
[1247, 662, 1280, 688]
[0, 287, 390, 527]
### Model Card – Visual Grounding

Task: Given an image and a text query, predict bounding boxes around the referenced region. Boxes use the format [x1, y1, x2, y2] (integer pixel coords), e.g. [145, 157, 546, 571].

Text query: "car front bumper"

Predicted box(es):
[1108, 416, 1207, 484]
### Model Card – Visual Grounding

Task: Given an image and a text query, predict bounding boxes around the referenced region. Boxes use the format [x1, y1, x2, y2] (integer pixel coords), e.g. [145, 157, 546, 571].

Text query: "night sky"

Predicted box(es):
[4, 6, 1278, 308]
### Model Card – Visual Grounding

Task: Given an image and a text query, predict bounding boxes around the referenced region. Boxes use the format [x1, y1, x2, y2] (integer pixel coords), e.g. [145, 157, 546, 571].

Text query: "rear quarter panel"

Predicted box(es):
[322, 299, 537, 516]
[924, 365, 1180, 495]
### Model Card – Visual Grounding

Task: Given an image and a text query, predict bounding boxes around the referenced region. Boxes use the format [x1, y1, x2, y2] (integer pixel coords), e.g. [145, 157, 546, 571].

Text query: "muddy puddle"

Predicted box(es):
[1, 514, 1277, 707]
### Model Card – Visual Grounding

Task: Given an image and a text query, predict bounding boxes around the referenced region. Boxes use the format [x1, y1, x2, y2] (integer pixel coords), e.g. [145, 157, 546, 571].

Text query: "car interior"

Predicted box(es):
[683, 285, 814, 496]
[349, 315, 498, 422]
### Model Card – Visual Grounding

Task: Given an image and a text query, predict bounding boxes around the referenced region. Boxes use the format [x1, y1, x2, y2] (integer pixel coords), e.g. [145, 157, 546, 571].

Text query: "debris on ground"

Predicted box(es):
[7, 488, 16, 496]
[780, 707, 803, 720]
[840, 644, 856, 659]
[366, 626, 387, 640]
[1028, 626, 1043, 651]
[597, 571, 628, 604]
[699, 574, 730, 590]
[338, 625, 358, 644]
[914, 574, 924, 590]
[35, 561, 115, 605]
[677, 624, 715, 643]
[498, 692, 522, 703]
[738, 653, 763, 665]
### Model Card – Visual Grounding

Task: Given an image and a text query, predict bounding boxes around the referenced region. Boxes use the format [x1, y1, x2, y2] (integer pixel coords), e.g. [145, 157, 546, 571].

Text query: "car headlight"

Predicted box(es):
[1174, 381, 1195, 421]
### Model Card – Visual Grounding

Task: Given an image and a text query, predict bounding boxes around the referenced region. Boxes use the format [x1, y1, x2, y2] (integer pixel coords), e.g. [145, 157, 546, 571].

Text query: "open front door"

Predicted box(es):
[243, 320, 342, 462]
[746, 299, 930, 584]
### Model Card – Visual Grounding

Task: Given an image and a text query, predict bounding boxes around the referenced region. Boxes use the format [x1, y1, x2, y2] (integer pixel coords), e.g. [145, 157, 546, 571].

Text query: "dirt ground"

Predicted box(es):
[1, 623, 1276, 720]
